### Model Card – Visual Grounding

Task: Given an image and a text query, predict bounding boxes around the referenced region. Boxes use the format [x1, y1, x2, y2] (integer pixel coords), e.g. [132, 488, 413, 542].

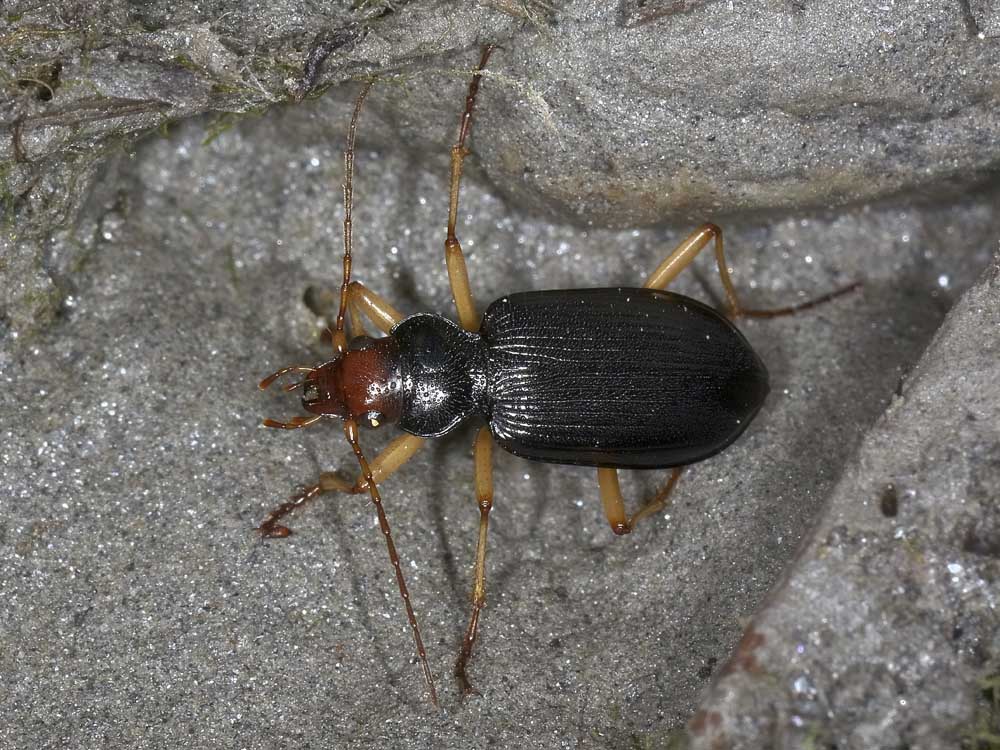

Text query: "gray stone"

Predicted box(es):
[688, 258, 1000, 750]
[4, 0, 999, 337]
[1, 2, 999, 748]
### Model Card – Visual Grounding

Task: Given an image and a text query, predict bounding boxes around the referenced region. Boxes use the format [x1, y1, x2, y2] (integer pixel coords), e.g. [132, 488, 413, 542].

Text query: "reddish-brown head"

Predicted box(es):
[259, 335, 403, 430]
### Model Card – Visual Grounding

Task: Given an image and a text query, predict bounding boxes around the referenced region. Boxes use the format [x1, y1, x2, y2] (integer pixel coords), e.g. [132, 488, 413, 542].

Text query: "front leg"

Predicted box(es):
[258, 432, 425, 537]
[258, 281, 417, 538]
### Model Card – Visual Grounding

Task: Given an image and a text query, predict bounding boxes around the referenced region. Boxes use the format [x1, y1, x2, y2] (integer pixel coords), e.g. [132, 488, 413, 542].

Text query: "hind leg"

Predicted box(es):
[597, 223, 859, 534]
[597, 467, 682, 536]
[643, 223, 860, 319]
[454, 427, 495, 696]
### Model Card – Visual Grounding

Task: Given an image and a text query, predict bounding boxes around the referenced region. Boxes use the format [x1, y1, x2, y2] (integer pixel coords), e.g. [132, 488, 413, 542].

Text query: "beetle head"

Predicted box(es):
[259, 335, 402, 430]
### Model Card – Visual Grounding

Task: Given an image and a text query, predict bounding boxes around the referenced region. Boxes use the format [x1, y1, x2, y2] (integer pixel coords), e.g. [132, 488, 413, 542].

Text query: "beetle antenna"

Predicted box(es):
[261, 415, 322, 430]
[343, 417, 439, 709]
[333, 80, 374, 356]
[258, 365, 316, 390]
[259, 367, 322, 427]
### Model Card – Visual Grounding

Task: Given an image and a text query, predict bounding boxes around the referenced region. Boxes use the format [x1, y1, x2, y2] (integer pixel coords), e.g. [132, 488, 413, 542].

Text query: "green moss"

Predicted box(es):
[801, 722, 835, 750]
[157, 119, 175, 138]
[201, 113, 236, 145]
[269, 59, 301, 76]
[209, 82, 252, 97]
[201, 102, 271, 146]
[223, 243, 241, 291]
[630, 727, 689, 750]
[20, 286, 62, 320]
[964, 671, 1000, 749]
[172, 54, 205, 74]
[0, 168, 17, 237]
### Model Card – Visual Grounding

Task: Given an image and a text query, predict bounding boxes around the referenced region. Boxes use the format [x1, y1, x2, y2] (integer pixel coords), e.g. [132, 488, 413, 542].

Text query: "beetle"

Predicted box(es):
[257, 46, 858, 707]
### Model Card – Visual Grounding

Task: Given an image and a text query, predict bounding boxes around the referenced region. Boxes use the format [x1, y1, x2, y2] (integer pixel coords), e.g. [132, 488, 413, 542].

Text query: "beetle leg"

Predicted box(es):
[258, 433, 425, 537]
[628, 468, 683, 530]
[735, 281, 863, 319]
[642, 223, 860, 318]
[445, 234, 477, 332]
[444, 46, 495, 332]
[597, 468, 629, 535]
[345, 280, 404, 336]
[597, 467, 682, 535]
[641, 223, 744, 314]
[454, 426, 495, 697]
[261, 281, 413, 537]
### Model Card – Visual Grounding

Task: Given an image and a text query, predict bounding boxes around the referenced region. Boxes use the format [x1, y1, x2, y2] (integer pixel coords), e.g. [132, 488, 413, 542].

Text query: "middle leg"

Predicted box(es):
[443, 45, 495, 332]
[454, 425, 495, 696]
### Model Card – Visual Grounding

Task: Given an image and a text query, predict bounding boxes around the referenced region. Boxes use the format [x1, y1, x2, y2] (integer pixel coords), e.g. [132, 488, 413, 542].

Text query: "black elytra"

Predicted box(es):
[391, 287, 769, 469]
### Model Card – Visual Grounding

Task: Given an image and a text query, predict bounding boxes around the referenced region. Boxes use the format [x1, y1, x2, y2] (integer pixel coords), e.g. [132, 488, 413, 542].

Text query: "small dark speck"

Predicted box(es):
[72, 607, 92, 627]
[697, 657, 718, 680]
[879, 483, 898, 517]
[952, 624, 964, 640]
[963, 525, 1000, 558]
[549, 637, 562, 649]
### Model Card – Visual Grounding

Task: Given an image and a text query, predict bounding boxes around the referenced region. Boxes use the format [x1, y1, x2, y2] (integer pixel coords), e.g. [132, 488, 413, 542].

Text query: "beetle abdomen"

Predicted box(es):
[479, 288, 769, 469]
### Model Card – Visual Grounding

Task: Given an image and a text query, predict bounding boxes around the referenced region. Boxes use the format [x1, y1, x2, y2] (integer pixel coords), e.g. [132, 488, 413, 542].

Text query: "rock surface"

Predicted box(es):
[4, 0, 1000, 335]
[689, 259, 1000, 749]
[2, 2, 999, 748]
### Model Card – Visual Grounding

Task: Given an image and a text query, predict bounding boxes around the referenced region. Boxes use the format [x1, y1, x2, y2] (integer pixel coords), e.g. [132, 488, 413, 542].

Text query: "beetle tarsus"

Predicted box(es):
[256, 483, 326, 538]
[454, 659, 482, 700]
[258, 523, 291, 539]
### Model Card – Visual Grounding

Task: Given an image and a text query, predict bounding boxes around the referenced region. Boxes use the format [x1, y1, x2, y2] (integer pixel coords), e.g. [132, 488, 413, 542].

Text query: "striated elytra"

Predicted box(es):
[391, 287, 769, 469]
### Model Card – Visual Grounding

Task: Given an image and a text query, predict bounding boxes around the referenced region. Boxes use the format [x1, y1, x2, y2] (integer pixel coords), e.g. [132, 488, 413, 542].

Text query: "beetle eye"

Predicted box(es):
[348, 335, 376, 352]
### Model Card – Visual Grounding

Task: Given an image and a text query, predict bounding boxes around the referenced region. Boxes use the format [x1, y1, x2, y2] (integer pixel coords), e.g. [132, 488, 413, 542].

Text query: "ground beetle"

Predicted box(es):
[257, 46, 858, 707]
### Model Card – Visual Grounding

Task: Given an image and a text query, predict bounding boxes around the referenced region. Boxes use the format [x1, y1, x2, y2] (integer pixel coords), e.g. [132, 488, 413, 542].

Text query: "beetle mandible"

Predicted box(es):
[257, 46, 859, 707]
